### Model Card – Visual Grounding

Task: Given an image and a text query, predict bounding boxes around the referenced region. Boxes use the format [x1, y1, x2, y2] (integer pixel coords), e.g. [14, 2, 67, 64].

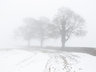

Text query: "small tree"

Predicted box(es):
[53, 8, 86, 48]
[15, 17, 57, 48]
[34, 18, 49, 47]
[15, 18, 38, 47]
[35, 17, 57, 47]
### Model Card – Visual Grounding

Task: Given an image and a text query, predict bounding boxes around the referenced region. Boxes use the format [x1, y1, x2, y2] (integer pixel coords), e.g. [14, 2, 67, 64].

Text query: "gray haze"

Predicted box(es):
[0, 0, 96, 48]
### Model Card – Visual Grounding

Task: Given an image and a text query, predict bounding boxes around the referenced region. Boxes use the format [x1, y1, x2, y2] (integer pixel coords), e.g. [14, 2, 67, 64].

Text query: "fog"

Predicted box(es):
[0, 0, 96, 48]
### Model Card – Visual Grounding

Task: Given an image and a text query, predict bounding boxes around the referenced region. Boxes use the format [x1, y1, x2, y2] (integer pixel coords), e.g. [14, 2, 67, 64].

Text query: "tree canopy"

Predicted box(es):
[53, 8, 86, 48]
[15, 7, 86, 48]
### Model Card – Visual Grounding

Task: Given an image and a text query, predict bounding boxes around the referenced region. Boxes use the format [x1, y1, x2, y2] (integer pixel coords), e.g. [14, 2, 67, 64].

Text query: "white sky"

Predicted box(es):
[0, 0, 96, 48]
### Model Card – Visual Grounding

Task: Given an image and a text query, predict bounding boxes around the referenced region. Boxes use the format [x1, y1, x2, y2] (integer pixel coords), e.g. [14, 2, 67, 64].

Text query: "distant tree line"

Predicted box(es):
[15, 7, 86, 48]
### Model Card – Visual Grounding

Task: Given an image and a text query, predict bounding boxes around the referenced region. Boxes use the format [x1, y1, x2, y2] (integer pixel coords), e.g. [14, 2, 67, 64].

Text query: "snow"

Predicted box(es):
[0, 49, 96, 72]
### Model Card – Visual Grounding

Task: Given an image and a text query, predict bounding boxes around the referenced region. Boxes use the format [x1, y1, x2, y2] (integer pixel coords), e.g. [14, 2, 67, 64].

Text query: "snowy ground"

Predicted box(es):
[0, 49, 96, 72]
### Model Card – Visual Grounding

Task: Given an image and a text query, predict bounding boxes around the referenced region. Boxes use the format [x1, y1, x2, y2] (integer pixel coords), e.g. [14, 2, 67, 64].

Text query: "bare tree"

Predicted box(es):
[53, 8, 86, 48]
[15, 18, 37, 47]
[35, 17, 57, 47]
[35, 17, 50, 47]
[15, 17, 57, 48]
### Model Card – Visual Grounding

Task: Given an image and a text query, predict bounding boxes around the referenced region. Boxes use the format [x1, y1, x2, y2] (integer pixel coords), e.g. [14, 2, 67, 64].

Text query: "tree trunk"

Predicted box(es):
[61, 23, 66, 48]
[61, 27, 66, 48]
[27, 40, 31, 48]
[40, 38, 44, 48]
[61, 35, 66, 48]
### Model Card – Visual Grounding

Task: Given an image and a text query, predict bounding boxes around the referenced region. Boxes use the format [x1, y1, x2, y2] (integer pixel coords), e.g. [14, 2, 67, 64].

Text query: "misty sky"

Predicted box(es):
[0, 0, 96, 48]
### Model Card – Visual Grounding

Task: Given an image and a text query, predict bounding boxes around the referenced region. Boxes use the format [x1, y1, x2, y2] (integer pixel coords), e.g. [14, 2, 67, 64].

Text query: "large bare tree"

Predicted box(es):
[53, 8, 86, 48]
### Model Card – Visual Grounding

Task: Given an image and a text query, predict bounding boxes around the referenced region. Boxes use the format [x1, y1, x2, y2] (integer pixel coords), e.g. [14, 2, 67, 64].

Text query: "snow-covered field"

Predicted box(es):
[0, 49, 96, 72]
